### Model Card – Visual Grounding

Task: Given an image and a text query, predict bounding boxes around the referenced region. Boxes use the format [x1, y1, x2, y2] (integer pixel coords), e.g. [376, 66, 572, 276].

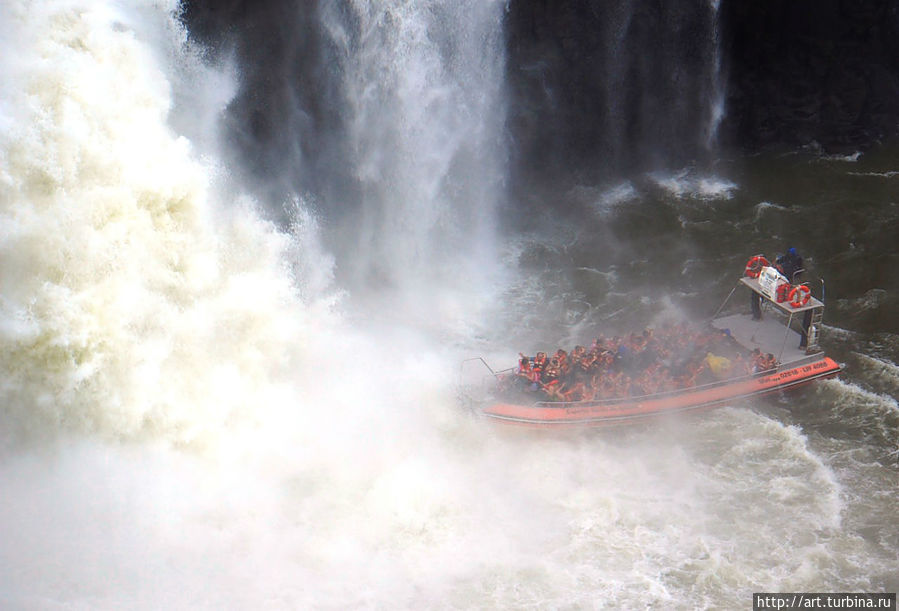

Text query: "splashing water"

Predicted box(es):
[0, 0, 337, 446]
[1, 1, 896, 608]
[321, 0, 508, 325]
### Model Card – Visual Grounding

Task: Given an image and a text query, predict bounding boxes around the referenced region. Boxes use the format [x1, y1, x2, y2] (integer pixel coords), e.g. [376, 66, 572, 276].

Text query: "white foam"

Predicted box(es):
[820, 323, 857, 341]
[848, 170, 899, 178]
[593, 181, 639, 212]
[820, 378, 899, 415]
[650, 170, 737, 200]
[697, 176, 738, 199]
[753, 200, 798, 222]
[0, 0, 342, 448]
[822, 151, 863, 162]
[0, 1, 894, 608]
[852, 352, 899, 387]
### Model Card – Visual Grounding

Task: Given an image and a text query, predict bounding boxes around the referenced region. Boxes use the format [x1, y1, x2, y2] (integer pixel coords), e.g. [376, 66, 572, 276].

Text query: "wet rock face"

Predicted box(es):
[182, 0, 899, 188]
[505, 0, 719, 180]
[505, 0, 899, 178]
[181, 0, 348, 206]
[720, 0, 899, 152]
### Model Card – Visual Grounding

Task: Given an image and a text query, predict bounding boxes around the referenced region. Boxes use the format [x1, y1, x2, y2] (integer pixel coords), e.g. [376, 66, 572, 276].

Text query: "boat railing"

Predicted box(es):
[710, 284, 738, 321]
[460, 357, 497, 377]
[458, 358, 511, 404]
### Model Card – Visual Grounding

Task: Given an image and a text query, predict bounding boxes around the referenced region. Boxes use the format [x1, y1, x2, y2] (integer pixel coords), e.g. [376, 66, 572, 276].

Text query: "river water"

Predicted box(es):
[0, 1, 896, 608]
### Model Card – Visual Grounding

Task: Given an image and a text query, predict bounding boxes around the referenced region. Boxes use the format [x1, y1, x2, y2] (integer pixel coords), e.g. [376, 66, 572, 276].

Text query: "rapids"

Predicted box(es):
[0, 1, 896, 608]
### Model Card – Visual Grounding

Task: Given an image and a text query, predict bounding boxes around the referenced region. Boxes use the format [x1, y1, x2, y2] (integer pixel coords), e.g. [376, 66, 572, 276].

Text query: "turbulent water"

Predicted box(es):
[1, 1, 896, 609]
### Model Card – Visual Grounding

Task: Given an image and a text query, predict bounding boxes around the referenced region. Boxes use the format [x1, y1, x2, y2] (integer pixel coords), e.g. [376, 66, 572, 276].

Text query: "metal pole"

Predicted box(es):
[779, 313, 793, 364]
[711, 284, 738, 321]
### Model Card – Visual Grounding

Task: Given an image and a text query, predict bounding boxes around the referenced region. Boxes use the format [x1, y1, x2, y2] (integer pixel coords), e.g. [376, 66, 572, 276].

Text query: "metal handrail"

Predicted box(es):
[789, 267, 805, 284]
[710, 284, 737, 321]
[459, 356, 498, 379]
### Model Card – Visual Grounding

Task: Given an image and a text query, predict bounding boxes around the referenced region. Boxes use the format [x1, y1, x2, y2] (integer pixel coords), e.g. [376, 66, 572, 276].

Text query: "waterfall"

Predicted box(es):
[704, 0, 726, 150]
[320, 0, 508, 301]
[507, 0, 727, 176]
[602, 0, 726, 167]
[0, 0, 335, 444]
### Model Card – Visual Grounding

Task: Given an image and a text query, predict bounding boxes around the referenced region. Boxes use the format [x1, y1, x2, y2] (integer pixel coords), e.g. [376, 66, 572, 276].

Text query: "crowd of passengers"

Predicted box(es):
[509, 323, 779, 402]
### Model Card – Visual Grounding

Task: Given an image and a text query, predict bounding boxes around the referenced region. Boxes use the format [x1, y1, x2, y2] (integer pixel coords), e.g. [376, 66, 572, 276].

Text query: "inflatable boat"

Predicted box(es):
[461, 256, 841, 427]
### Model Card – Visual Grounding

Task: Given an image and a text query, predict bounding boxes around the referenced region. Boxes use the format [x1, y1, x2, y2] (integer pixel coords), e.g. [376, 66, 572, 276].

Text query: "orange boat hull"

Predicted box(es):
[482, 357, 841, 426]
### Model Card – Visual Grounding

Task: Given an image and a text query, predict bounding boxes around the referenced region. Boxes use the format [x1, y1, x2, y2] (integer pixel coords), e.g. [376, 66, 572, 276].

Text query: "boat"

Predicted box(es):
[460, 256, 842, 426]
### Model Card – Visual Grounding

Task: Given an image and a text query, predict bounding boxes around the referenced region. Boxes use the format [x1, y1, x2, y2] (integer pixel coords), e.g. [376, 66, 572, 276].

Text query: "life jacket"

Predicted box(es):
[542, 366, 560, 385]
[556, 352, 569, 374]
[532, 354, 547, 375]
[579, 355, 594, 372]
[754, 353, 776, 371]
[518, 360, 532, 376]
[775, 282, 791, 303]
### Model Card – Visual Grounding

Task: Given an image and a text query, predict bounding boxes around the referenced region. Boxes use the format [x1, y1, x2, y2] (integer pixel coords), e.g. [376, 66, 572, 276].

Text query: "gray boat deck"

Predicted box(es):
[712, 276, 825, 367]
[712, 313, 811, 365]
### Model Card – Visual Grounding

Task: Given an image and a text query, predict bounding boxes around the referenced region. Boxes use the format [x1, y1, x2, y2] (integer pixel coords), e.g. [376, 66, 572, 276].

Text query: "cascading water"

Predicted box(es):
[0, 0, 336, 446]
[1, 1, 897, 608]
[320, 0, 508, 326]
[704, 0, 726, 150]
[507, 0, 726, 178]
[0, 1, 519, 604]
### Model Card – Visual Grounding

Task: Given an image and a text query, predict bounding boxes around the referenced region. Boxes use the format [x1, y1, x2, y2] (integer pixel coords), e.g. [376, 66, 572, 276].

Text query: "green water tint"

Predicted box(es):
[495, 145, 899, 597]
[506, 145, 899, 341]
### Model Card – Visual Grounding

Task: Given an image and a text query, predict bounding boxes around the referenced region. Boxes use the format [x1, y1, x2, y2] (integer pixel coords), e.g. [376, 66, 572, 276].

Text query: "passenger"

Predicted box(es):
[580, 351, 597, 373]
[629, 332, 646, 352]
[750, 348, 764, 373]
[532, 352, 547, 378]
[516, 355, 537, 390]
[517, 354, 531, 375]
[778, 247, 810, 347]
[704, 352, 732, 379]
[751, 290, 763, 320]
[541, 357, 565, 400]
[545, 357, 562, 380]
[731, 352, 750, 375]
[555, 349, 570, 376]
[776, 247, 804, 284]
[753, 351, 777, 373]
[601, 350, 615, 368]
[610, 336, 622, 353]
[692, 358, 709, 386]
[515, 319, 775, 400]
[563, 380, 589, 401]
[614, 343, 632, 373]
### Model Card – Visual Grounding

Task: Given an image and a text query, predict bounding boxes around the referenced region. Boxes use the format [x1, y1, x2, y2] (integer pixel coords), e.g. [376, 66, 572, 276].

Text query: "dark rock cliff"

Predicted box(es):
[506, 0, 899, 181]
[720, 0, 899, 151]
[183, 0, 899, 189]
